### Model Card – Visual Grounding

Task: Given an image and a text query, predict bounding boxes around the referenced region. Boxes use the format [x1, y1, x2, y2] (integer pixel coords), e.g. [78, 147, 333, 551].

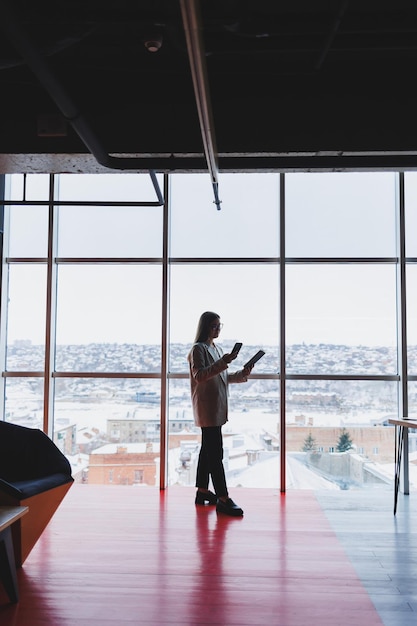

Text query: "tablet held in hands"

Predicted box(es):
[244, 350, 265, 369]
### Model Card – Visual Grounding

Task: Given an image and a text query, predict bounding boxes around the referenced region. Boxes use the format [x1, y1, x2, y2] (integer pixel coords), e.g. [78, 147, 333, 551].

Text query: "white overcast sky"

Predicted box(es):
[4, 170, 417, 347]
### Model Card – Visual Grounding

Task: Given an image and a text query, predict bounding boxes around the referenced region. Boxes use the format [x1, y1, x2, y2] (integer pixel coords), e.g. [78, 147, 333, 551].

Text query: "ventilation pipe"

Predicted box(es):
[0, 2, 166, 203]
[180, 0, 221, 209]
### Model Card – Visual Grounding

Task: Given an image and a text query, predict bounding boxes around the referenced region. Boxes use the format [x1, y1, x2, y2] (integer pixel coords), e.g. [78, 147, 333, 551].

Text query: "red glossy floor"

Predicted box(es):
[0, 485, 399, 625]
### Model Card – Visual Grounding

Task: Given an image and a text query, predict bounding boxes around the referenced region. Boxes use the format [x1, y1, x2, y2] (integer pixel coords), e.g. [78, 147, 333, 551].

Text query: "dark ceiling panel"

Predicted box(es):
[0, 0, 417, 173]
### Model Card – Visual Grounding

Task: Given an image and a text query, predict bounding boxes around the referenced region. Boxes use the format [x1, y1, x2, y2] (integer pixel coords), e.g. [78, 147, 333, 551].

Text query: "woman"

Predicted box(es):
[188, 311, 253, 516]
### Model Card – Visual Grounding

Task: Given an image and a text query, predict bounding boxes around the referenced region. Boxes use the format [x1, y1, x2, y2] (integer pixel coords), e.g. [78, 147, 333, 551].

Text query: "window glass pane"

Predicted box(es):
[167, 378, 199, 487]
[286, 172, 397, 257]
[406, 264, 417, 374]
[286, 380, 396, 490]
[57, 173, 163, 202]
[7, 205, 49, 257]
[57, 205, 163, 257]
[5, 377, 44, 427]
[6, 265, 47, 370]
[170, 173, 279, 257]
[54, 378, 160, 486]
[405, 172, 417, 257]
[286, 265, 397, 374]
[168, 378, 280, 488]
[55, 265, 162, 371]
[169, 264, 279, 373]
[25, 174, 50, 200]
[402, 382, 417, 493]
[6, 174, 50, 201]
[6, 174, 24, 200]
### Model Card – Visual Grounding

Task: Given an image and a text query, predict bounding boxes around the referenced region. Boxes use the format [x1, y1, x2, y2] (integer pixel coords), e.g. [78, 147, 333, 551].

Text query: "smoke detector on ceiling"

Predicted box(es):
[143, 35, 163, 52]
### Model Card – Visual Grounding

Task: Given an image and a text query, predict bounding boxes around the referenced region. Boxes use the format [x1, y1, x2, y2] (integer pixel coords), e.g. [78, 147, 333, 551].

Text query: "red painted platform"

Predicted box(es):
[0, 486, 384, 625]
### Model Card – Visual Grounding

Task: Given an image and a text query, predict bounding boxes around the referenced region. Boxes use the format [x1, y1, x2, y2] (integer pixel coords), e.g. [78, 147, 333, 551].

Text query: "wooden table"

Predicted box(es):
[388, 418, 417, 515]
[0, 506, 28, 603]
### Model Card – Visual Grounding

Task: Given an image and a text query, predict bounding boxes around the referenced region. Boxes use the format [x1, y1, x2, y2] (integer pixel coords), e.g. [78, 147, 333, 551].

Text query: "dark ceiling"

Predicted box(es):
[1, 0, 417, 177]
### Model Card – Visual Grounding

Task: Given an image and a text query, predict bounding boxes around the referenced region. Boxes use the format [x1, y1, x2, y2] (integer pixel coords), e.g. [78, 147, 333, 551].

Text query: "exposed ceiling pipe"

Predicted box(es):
[180, 0, 222, 210]
[0, 1, 167, 203]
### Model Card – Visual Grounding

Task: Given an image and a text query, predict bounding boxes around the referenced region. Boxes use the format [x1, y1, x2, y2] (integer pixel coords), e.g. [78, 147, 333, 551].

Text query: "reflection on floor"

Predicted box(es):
[0, 485, 415, 625]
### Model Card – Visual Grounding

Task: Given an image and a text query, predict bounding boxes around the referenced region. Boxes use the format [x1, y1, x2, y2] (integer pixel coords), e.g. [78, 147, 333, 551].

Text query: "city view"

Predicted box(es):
[3, 166, 416, 497]
[5, 340, 413, 493]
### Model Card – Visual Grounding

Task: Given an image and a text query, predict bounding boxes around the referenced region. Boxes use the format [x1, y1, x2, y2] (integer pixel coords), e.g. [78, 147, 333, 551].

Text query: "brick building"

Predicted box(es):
[88, 443, 160, 486]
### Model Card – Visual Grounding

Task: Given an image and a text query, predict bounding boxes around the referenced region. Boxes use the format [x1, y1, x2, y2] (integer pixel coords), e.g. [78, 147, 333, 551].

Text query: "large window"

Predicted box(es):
[2, 170, 415, 493]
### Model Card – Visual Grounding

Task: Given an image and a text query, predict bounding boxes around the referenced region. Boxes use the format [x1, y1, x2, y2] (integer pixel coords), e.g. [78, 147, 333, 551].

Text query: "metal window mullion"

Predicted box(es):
[43, 174, 58, 437]
[169, 257, 279, 264]
[1, 200, 162, 207]
[286, 257, 397, 264]
[286, 374, 399, 381]
[0, 175, 8, 421]
[159, 173, 169, 489]
[52, 372, 163, 379]
[280, 173, 286, 492]
[397, 172, 409, 493]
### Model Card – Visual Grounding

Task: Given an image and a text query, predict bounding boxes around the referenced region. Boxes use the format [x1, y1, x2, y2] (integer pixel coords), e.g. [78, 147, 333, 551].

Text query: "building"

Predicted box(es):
[107, 414, 196, 445]
[88, 443, 160, 486]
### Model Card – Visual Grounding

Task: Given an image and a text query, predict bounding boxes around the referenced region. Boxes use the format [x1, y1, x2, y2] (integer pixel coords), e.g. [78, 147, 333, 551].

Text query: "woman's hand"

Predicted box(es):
[242, 364, 254, 377]
[222, 351, 238, 364]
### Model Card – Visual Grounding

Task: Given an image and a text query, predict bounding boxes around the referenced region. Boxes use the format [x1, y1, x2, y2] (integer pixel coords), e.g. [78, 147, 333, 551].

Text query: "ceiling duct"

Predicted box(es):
[0, 1, 166, 203]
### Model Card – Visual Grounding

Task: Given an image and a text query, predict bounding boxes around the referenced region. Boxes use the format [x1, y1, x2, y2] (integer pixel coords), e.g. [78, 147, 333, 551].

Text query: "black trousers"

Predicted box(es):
[195, 426, 228, 497]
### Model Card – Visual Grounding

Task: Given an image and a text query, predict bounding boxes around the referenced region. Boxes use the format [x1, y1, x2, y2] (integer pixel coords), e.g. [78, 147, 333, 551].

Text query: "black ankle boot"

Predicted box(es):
[195, 490, 217, 505]
[216, 497, 244, 516]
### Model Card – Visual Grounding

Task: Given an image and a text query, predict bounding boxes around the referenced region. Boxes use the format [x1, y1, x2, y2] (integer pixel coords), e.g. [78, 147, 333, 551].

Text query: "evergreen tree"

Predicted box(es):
[337, 428, 353, 452]
[302, 431, 316, 452]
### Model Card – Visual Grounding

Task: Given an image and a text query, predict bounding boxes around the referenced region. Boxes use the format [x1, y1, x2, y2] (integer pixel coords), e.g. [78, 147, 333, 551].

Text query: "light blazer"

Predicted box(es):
[188, 342, 248, 428]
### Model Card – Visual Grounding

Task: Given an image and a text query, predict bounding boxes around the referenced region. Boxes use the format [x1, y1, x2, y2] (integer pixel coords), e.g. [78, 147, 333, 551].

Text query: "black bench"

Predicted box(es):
[0, 421, 74, 566]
